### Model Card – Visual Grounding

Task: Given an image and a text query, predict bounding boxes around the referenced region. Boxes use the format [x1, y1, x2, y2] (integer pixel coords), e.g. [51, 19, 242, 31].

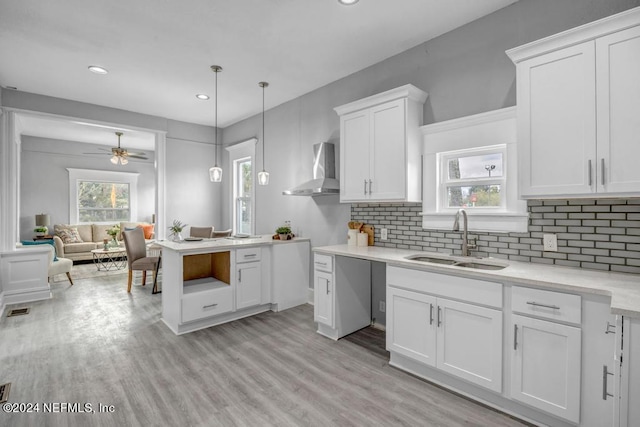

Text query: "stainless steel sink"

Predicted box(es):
[405, 254, 507, 270]
[405, 255, 458, 265]
[453, 262, 507, 270]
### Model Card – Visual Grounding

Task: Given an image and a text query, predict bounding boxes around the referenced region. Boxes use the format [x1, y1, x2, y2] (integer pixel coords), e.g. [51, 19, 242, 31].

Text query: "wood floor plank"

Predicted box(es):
[0, 272, 529, 426]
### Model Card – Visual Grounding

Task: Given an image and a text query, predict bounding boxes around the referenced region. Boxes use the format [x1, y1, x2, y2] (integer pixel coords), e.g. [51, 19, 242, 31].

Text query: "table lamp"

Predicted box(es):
[35, 213, 50, 235]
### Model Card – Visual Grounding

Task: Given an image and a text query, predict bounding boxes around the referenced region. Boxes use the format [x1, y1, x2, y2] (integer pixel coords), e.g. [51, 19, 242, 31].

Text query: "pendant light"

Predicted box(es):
[257, 81, 270, 186]
[209, 65, 223, 182]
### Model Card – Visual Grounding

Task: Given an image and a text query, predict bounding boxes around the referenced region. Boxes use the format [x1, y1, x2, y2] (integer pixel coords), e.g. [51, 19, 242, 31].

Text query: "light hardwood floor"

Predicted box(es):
[0, 273, 529, 427]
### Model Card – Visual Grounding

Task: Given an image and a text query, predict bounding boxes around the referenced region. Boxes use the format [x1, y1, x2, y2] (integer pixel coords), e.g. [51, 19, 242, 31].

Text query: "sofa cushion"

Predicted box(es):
[139, 224, 155, 239]
[92, 224, 118, 243]
[55, 225, 84, 244]
[63, 242, 98, 254]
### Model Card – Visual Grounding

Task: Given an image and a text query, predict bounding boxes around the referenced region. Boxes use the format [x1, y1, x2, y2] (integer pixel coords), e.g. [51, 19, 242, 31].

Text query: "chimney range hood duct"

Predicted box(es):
[283, 142, 340, 196]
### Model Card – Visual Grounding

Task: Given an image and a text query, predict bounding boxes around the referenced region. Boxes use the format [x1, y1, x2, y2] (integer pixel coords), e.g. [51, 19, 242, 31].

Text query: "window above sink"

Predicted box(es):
[420, 107, 528, 233]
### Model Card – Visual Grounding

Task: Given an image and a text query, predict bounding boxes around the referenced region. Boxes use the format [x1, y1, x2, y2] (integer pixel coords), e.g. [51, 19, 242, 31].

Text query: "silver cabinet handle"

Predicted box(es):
[203, 303, 218, 309]
[315, 262, 327, 267]
[437, 306, 442, 327]
[369, 179, 372, 194]
[429, 303, 434, 325]
[326, 280, 330, 295]
[514, 324, 518, 350]
[605, 321, 616, 334]
[238, 269, 242, 282]
[588, 159, 593, 186]
[526, 301, 560, 310]
[601, 158, 605, 186]
[243, 253, 257, 258]
[364, 179, 368, 195]
[603, 365, 614, 400]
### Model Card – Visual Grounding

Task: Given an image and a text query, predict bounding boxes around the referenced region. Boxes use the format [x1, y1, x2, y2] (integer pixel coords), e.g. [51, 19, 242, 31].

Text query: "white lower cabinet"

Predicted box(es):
[236, 248, 263, 310]
[386, 267, 503, 393]
[313, 254, 371, 340]
[436, 299, 502, 393]
[511, 314, 581, 423]
[387, 287, 437, 366]
[314, 270, 334, 328]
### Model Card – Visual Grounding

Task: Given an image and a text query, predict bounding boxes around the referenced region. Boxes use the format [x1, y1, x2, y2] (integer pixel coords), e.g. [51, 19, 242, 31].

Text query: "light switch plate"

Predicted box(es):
[381, 228, 388, 240]
[543, 234, 558, 252]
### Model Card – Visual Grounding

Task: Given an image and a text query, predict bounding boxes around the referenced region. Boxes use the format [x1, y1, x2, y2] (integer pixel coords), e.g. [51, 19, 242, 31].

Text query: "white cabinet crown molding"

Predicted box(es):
[334, 84, 428, 116]
[506, 6, 640, 63]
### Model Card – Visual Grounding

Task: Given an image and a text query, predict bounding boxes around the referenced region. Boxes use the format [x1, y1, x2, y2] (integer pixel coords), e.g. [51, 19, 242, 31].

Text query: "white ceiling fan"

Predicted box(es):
[84, 131, 149, 165]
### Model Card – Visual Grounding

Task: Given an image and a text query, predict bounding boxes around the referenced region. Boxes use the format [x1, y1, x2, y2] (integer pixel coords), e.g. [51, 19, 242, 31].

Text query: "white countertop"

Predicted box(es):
[313, 244, 640, 318]
[155, 235, 310, 253]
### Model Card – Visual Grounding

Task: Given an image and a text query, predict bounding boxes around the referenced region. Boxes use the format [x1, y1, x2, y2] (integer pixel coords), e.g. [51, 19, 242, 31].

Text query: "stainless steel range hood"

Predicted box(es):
[283, 142, 340, 196]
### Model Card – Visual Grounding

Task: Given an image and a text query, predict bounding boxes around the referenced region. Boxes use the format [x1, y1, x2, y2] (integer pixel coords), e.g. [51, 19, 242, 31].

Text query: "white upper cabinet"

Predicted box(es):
[507, 7, 640, 198]
[335, 85, 428, 203]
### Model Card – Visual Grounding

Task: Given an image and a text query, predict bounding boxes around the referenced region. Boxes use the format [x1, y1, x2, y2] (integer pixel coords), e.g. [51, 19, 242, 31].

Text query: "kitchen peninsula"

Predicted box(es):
[156, 235, 310, 335]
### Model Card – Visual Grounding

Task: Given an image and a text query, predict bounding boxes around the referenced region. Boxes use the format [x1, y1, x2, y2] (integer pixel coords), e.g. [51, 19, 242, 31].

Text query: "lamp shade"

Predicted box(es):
[35, 214, 50, 227]
[209, 166, 223, 182]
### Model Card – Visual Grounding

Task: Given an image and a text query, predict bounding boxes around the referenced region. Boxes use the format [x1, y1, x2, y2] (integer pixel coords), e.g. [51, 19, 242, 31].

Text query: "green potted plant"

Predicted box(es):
[276, 225, 292, 241]
[34, 226, 48, 237]
[169, 219, 187, 242]
[106, 225, 121, 247]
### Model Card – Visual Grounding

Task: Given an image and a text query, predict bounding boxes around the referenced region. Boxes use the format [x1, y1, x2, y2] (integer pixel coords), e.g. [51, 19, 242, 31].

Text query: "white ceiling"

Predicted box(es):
[1, 0, 517, 144]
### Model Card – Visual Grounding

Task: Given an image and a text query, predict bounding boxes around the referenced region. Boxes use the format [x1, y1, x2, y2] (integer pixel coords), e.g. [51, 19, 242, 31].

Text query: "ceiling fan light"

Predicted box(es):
[209, 166, 223, 182]
[88, 65, 109, 74]
[338, 0, 359, 5]
[120, 157, 129, 165]
[111, 155, 119, 164]
[258, 170, 270, 186]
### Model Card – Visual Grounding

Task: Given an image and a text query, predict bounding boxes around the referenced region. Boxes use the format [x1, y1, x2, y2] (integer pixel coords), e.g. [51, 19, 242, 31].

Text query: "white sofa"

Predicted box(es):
[53, 222, 154, 262]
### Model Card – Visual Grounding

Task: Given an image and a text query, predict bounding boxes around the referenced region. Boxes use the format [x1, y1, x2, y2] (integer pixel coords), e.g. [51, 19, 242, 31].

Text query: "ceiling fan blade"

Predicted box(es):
[83, 152, 111, 155]
[125, 151, 146, 156]
[127, 154, 149, 160]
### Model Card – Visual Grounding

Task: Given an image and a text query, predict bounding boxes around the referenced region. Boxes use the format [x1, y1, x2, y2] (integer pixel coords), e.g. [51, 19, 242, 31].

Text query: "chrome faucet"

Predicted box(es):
[453, 209, 476, 257]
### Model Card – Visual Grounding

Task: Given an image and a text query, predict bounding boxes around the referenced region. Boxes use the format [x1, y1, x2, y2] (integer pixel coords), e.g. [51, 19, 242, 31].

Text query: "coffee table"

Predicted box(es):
[91, 247, 127, 271]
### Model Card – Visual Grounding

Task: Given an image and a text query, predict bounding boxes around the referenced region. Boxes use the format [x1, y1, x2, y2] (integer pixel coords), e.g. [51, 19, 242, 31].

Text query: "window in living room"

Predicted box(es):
[78, 181, 130, 222]
[67, 168, 139, 224]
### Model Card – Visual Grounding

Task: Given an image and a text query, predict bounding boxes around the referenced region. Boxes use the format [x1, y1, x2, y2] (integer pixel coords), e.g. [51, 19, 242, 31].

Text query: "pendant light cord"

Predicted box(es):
[262, 83, 265, 170]
[214, 68, 218, 167]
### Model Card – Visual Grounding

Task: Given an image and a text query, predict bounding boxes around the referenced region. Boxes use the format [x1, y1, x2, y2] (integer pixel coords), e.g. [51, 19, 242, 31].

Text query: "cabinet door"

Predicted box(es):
[511, 314, 581, 423]
[436, 299, 502, 392]
[386, 286, 437, 367]
[517, 41, 597, 197]
[314, 270, 334, 328]
[236, 262, 262, 310]
[596, 25, 640, 194]
[340, 110, 370, 202]
[370, 99, 407, 200]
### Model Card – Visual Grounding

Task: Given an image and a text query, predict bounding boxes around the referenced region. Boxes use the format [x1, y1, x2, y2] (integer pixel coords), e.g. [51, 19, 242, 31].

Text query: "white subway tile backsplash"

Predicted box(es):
[351, 199, 640, 273]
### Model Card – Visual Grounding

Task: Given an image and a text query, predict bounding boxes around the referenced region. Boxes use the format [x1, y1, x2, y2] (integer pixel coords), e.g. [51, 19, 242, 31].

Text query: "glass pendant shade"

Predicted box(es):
[258, 170, 270, 186]
[209, 166, 223, 182]
[110, 156, 119, 164]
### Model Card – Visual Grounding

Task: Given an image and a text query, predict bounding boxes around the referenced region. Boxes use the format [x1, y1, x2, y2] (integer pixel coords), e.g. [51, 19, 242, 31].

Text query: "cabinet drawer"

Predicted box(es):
[512, 286, 581, 325]
[314, 253, 333, 273]
[236, 247, 261, 263]
[182, 287, 233, 323]
[387, 266, 502, 309]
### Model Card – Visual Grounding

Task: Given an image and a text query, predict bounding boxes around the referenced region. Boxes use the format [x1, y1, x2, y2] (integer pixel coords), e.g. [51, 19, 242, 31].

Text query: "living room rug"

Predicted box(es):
[52, 262, 127, 282]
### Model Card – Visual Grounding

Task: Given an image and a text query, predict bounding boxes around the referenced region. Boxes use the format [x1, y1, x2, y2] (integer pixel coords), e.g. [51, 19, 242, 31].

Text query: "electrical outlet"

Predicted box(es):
[379, 301, 386, 313]
[543, 234, 558, 252]
[381, 228, 388, 240]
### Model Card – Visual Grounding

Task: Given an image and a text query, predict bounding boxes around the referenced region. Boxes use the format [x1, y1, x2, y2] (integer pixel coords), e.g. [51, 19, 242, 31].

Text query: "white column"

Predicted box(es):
[0, 109, 20, 251]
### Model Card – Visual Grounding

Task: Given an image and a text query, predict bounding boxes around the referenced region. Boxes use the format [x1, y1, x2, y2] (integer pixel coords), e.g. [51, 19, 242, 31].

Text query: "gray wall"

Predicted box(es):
[222, 0, 640, 249]
[20, 137, 156, 240]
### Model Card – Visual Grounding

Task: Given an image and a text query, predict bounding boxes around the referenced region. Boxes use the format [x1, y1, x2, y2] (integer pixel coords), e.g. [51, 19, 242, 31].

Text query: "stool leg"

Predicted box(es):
[142, 271, 147, 286]
[66, 272, 74, 286]
[127, 270, 133, 292]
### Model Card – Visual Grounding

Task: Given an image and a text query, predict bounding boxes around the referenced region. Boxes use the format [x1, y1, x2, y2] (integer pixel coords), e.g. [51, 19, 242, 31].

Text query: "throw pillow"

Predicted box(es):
[138, 224, 155, 239]
[21, 239, 57, 261]
[56, 226, 83, 244]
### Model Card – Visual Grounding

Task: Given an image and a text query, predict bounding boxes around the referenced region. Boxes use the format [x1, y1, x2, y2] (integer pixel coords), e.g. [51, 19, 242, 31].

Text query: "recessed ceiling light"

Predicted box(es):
[338, 0, 359, 5]
[196, 94, 210, 100]
[88, 65, 108, 75]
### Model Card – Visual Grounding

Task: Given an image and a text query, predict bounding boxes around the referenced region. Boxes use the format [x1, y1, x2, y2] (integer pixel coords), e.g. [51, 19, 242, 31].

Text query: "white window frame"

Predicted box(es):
[67, 168, 139, 224]
[421, 107, 528, 233]
[438, 144, 507, 212]
[226, 139, 256, 236]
